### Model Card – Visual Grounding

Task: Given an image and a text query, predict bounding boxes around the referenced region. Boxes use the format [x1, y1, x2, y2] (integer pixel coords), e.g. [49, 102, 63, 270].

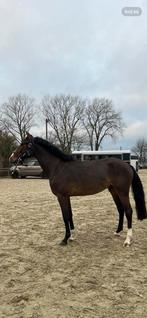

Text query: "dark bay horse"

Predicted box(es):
[10, 133, 147, 246]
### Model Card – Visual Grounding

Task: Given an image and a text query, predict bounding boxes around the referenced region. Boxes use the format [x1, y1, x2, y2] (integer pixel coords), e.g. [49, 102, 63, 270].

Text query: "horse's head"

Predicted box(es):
[9, 132, 34, 164]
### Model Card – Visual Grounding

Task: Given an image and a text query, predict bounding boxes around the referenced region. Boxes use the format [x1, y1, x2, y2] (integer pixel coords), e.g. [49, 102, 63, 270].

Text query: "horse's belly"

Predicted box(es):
[66, 179, 108, 196]
[50, 173, 110, 196]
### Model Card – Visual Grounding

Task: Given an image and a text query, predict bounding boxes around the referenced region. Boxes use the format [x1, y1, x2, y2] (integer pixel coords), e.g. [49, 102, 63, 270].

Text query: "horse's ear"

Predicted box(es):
[26, 132, 33, 140]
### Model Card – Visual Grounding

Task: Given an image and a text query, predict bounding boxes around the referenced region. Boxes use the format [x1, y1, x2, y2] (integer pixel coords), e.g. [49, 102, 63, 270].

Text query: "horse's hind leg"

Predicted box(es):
[68, 198, 74, 231]
[117, 192, 133, 246]
[108, 186, 124, 235]
[123, 200, 133, 246]
[67, 197, 75, 241]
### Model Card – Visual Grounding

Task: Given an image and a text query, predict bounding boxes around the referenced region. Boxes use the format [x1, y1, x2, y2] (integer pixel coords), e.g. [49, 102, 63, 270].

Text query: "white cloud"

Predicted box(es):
[124, 121, 147, 139]
[0, 0, 146, 148]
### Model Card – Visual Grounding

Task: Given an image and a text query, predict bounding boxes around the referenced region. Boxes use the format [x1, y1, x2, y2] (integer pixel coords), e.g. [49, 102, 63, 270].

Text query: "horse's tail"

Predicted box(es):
[131, 166, 147, 220]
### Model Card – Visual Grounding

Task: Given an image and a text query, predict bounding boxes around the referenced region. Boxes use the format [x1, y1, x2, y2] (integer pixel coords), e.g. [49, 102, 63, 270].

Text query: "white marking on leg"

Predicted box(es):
[124, 228, 133, 246]
[114, 232, 121, 237]
[69, 230, 75, 241]
[9, 153, 14, 160]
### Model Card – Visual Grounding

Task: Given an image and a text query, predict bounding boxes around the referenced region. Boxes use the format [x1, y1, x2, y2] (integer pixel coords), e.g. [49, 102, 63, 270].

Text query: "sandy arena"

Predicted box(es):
[0, 171, 147, 318]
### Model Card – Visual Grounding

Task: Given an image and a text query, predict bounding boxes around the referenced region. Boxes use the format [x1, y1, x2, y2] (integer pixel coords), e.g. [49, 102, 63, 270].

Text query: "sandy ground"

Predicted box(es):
[0, 171, 147, 318]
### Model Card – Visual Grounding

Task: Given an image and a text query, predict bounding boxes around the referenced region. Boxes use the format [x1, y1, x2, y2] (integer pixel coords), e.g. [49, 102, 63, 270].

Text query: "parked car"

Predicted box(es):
[9, 159, 46, 178]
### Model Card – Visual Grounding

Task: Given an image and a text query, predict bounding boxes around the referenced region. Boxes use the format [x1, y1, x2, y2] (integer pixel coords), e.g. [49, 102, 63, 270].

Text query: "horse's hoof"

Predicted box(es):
[123, 241, 130, 247]
[114, 232, 121, 236]
[59, 240, 67, 246]
[123, 238, 133, 247]
[69, 237, 74, 241]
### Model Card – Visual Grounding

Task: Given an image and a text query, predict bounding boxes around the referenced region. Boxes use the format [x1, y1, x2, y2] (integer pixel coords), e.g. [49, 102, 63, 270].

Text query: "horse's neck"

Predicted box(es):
[33, 145, 60, 178]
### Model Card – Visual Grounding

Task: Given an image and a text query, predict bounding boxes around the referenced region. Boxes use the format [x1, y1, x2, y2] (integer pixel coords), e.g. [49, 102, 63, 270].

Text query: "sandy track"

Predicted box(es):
[0, 171, 147, 318]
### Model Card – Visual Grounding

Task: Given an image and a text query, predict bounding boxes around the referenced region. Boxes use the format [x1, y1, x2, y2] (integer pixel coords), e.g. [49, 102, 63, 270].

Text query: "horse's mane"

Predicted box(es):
[34, 137, 74, 161]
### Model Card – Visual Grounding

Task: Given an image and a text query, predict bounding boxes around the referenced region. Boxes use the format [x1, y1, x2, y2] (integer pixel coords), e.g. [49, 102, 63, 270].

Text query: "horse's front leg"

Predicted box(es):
[57, 195, 73, 245]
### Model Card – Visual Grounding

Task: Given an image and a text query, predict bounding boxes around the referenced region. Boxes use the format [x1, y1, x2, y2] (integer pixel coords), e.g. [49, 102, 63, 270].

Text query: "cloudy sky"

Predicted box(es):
[0, 0, 146, 149]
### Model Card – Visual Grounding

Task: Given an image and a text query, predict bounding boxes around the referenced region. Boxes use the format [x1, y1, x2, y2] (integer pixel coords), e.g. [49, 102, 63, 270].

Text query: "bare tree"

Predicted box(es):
[132, 138, 147, 165]
[83, 98, 124, 150]
[42, 94, 85, 153]
[0, 94, 35, 142]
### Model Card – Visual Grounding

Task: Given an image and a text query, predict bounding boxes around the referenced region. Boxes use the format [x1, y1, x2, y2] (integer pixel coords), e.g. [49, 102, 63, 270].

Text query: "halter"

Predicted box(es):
[20, 139, 34, 159]
[11, 139, 34, 175]
[21, 138, 34, 147]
